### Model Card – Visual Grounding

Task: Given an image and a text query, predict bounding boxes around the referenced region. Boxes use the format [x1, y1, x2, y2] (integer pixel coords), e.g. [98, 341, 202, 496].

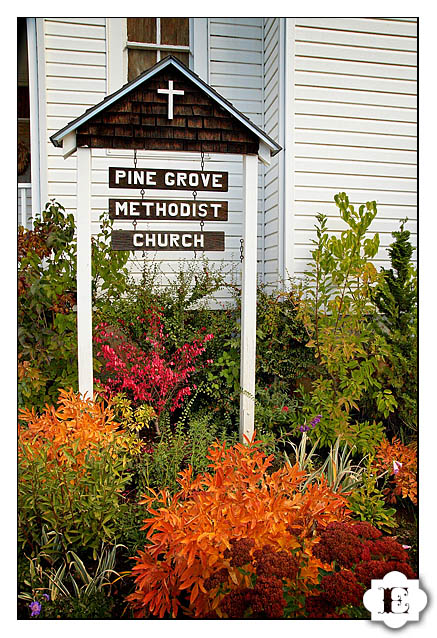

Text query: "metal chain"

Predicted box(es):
[240, 238, 244, 262]
[199, 152, 206, 253]
[192, 189, 197, 259]
[132, 150, 138, 232]
[134, 150, 144, 257]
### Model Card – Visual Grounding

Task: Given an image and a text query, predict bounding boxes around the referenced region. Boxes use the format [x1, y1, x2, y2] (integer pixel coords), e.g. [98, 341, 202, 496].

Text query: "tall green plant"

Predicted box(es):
[18, 440, 132, 558]
[371, 220, 417, 436]
[294, 193, 394, 452]
[18, 202, 129, 409]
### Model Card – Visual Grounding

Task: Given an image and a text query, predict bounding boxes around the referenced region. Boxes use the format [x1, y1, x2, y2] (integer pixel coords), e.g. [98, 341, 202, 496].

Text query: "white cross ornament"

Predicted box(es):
[157, 80, 185, 120]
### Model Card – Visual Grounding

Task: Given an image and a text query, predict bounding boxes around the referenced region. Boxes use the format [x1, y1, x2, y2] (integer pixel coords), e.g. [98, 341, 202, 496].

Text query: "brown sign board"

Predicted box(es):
[111, 230, 225, 252]
[109, 167, 228, 191]
[109, 198, 228, 221]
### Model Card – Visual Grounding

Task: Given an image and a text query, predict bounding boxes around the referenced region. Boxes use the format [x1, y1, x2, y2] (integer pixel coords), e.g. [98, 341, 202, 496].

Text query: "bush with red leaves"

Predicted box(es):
[94, 307, 213, 415]
[307, 521, 416, 618]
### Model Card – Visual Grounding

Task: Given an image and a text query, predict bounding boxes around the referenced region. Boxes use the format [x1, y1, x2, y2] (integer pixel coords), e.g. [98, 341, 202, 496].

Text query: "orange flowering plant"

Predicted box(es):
[372, 437, 417, 505]
[18, 388, 126, 467]
[127, 437, 350, 618]
[18, 390, 133, 557]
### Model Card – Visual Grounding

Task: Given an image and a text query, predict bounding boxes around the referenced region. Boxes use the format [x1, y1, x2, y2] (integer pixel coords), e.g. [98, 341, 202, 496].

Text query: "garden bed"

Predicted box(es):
[18, 194, 418, 620]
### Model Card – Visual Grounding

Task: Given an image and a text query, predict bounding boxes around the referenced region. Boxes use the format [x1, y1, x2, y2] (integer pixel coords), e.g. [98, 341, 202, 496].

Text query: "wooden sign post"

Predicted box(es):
[50, 56, 281, 442]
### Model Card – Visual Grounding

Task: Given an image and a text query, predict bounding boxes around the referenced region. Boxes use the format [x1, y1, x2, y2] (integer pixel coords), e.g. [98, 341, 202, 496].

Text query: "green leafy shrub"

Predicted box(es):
[371, 220, 417, 437]
[347, 471, 397, 533]
[254, 379, 297, 432]
[18, 390, 134, 561]
[255, 286, 317, 386]
[18, 437, 132, 559]
[136, 411, 228, 494]
[18, 202, 129, 410]
[34, 592, 114, 620]
[294, 193, 395, 452]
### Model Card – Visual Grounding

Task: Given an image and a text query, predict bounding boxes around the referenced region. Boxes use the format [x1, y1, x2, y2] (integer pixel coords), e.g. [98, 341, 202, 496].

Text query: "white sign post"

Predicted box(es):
[76, 147, 94, 398]
[239, 154, 258, 443]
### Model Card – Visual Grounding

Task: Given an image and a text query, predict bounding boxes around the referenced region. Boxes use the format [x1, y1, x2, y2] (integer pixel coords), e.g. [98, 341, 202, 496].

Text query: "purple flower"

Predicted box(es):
[43, 593, 50, 601]
[393, 460, 403, 475]
[29, 601, 41, 617]
[310, 415, 322, 428]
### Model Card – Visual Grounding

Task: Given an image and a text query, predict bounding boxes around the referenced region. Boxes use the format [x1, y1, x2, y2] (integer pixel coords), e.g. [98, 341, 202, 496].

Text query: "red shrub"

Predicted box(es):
[94, 308, 213, 415]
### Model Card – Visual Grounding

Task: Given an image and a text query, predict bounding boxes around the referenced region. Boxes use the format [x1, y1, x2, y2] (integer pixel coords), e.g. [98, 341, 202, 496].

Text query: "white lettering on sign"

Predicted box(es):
[111, 230, 224, 253]
[181, 234, 192, 248]
[212, 174, 222, 188]
[163, 172, 223, 189]
[170, 233, 180, 247]
[115, 169, 157, 186]
[115, 169, 126, 184]
[144, 234, 156, 247]
[133, 233, 144, 247]
[177, 173, 187, 187]
[110, 168, 227, 191]
[132, 233, 205, 249]
[193, 234, 204, 248]
[157, 234, 168, 248]
[110, 200, 225, 220]
[115, 201, 128, 216]
[164, 173, 175, 186]
[210, 203, 221, 217]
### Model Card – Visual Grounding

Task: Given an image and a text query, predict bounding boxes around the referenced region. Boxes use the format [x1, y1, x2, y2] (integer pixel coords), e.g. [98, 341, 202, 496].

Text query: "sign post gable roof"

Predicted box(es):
[50, 56, 281, 160]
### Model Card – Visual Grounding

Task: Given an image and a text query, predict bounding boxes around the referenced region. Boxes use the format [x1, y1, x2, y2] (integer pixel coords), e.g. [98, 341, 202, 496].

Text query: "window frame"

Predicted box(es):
[106, 18, 209, 160]
[126, 17, 191, 68]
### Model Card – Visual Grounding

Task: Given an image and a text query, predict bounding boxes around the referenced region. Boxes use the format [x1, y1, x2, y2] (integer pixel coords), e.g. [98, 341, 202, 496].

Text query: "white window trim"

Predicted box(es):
[106, 18, 209, 160]
[278, 17, 295, 284]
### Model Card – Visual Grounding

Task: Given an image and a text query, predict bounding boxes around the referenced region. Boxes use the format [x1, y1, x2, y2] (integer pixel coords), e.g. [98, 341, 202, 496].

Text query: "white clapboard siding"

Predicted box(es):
[262, 17, 281, 288]
[294, 17, 417, 38]
[209, 16, 265, 279]
[44, 17, 107, 218]
[289, 17, 417, 277]
[18, 184, 33, 229]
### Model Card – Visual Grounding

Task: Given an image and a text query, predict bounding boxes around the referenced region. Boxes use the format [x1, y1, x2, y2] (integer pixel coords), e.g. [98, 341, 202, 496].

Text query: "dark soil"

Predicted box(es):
[394, 503, 418, 574]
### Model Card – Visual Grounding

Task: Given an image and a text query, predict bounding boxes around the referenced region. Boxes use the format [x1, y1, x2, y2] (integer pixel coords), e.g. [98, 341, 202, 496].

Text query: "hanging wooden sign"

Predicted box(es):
[111, 230, 225, 251]
[109, 167, 228, 191]
[109, 198, 228, 221]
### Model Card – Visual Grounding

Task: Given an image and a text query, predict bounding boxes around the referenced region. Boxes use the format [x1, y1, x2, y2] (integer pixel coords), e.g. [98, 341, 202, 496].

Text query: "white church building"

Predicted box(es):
[18, 17, 417, 297]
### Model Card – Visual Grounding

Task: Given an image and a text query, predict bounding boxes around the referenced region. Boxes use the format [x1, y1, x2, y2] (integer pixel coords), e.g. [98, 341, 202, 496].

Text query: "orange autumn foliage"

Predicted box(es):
[373, 437, 417, 505]
[18, 388, 124, 466]
[127, 438, 350, 619]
